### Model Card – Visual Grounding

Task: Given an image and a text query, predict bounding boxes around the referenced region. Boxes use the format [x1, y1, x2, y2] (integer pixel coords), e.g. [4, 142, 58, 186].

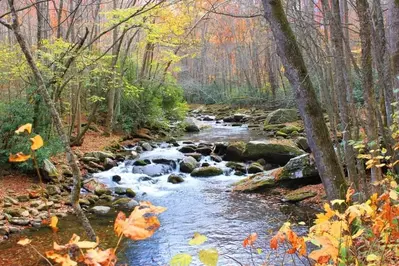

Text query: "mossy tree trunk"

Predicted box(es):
[261, 0, 347, 200]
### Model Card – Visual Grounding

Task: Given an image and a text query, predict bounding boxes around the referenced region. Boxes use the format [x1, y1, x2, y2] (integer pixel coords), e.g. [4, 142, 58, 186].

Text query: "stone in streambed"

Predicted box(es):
[167, 174, 185, 184]
[91, 206, 111, 215]
[247, 162, 264, 174]
[191, 167, 223, 177]
[224, 142, 246, 161]
[180, 156, 198, 173]
[282, 191, 317, 202]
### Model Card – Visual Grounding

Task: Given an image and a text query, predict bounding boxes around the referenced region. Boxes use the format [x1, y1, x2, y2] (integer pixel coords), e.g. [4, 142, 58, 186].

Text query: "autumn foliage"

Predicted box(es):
[18, 201, 166, 266]
[268, 180, 399, 265]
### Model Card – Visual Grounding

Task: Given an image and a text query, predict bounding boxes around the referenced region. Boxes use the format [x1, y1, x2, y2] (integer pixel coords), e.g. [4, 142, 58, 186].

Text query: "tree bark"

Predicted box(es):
[261, 0, 347, 200]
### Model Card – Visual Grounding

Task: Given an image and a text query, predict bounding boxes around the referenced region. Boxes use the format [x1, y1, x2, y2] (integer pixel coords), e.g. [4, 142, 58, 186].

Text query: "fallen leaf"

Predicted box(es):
[198, 249, 218, 266]
[50, 216, 58, 232]
[84, 248, 117, 266]
[17, 238, 31, 246]
[389, 190, 398, 200]
[46, 251, 77, 266]
[189, 232, 207, 246]
[170, 253, 192, 266]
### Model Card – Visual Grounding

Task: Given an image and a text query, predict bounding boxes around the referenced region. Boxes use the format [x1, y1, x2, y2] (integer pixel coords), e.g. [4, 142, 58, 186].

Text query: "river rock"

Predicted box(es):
[114, 187, 126, 195]
[133, 160, 150, 166]
[279, 154, 319, 181]
[264, 109, 299, 125]
[226, 162, 246, 173]
[233, 170, 278, 192]
[180, 156, 198, 173]
[132, 164, 173, 177]
[104, 158, 117, 170]
[247, 162, 264, 174]
[84, 151, 116, 161]
[41, 159, 60, 182]
[17, 195, 30, 203]
[210, 155, 223, 162]
[224, 142, 246, 161]
[91, 206, 111, 215]
[243, 140, 305, 165]
[296, 137, 310, 152]
[126, 188, 136, 198]
[83, 178, 108, 193]
[94, 187, 112, 196]
[9, 218, 30, 226]
[184, 117, 200, 132]
[0, 226, 9, 236]
[4, 208, 25, 217]
[87, 194, 99, 204]
[81, 156, 101, 164]
[280, 125, 303, 134]
[276, 131, 288, 138]
[196, 146, 212, 156]
[112, 198, 139, 208]
[141, 142, 153, 151]
[184, 153, 202, 161]
[37, 201, 54, 211]
[79, 198, 91, 206]
[112, 175, 122, 183]
[167, 174, 185, 184]
[46, 185, 61, 196]
[282, 190, 317, 202]
[191, 167, 223, 177]
[214, 142, 228, 155]
[179, 145, 197, 153]
[4, 196, 18, 205]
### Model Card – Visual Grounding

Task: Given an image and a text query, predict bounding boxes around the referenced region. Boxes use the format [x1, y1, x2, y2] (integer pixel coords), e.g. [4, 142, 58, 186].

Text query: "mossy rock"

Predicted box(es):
[265, 109, 299, 125]
[276, 131, 288, 138]
[180, 156, 198, 173]
[282, 191, 317, 202]
[226, 161, 246, 172]
[279, 154, 319, 181]
[263, 124, 285, 131]
[191, 166, 223, 177]
[247, 162, 264, 174]
[233, 170, 278, 192]
[280, 125, 303, 134]
[224, 141, 246, 161]
[243, 140, 305, 165]
[126, 188, 136, 198]
[133, 160, 150, 166]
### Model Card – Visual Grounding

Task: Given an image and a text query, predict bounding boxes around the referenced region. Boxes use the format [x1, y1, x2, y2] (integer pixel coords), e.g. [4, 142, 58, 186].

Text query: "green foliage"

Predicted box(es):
[0, 100, 63, 171]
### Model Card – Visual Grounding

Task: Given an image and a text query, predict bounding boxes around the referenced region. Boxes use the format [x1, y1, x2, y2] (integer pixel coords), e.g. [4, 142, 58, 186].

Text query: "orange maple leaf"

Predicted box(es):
[9, 152, 31, 162]
[84, 248, 117, 266]
[243, 233, 257, 247]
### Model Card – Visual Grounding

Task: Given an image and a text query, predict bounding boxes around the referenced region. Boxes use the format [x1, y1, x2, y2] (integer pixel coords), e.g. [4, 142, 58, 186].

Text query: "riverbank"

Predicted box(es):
[0, 104, 328, 265]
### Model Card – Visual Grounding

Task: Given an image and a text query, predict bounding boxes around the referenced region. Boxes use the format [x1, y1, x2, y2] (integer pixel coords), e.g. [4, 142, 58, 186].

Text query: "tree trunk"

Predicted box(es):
[4, 0, 96, 241]
[261, 0, 347, 200]
[388, 0, 399, 96]
[356, 0, 382, 188]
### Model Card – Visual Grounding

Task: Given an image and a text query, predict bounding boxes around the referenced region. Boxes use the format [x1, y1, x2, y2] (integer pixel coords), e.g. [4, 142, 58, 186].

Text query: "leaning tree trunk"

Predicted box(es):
[261, 0, 347, 200]
[3, 0, 96, 241]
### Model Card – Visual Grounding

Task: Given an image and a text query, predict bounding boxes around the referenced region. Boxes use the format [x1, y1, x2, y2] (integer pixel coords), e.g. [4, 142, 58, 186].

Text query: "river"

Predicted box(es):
[0, 123, 313, 266]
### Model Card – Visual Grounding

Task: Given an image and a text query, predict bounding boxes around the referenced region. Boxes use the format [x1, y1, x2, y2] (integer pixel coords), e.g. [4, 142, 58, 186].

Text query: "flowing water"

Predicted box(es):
[0, 123, 313, 266]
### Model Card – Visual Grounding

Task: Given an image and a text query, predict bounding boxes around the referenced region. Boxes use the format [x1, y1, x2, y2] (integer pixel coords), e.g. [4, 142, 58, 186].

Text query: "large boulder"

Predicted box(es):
[247, 162, 264, 174]
[243, 140, 305, 165]
[191, 167, 223, 177]
[180, 156, 198, 173]
[224, 142, 246, 161]
[233, 170, 278, 192]
[279, 154, 319, 181]
[184, 118, 200, 132]
[265, 109, 299, 125]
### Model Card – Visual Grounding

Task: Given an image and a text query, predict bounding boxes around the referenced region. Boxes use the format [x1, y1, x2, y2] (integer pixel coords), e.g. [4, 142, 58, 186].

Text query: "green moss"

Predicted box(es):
[276, 131, 288, 137]
[263, 124, 285, 131]
[283, 191, 317, 202]
[191, 166, 223, 177]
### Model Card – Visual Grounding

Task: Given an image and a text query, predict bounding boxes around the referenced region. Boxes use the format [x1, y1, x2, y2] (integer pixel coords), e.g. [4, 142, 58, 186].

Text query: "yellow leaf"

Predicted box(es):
[189, 233, 207, 246]
[170, 253, 192, 266]
[389, 190, 398, 200]
[390, 180, 398, 189]
[17, 238, 31, 246]
[49, 216, 58, 232]
[198, 249, 218, 266]
[352, 229, 364, 239]
[30, 135, 44, 150]
[366, 254, 380, 262]
[298, 221, 306, 225]
[9, 152, 31, 162]
[83, 248, 116, 266]
[46, 251, 77, 266]
[381, 148, 387, 154]
[15, 123, 32, 134]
